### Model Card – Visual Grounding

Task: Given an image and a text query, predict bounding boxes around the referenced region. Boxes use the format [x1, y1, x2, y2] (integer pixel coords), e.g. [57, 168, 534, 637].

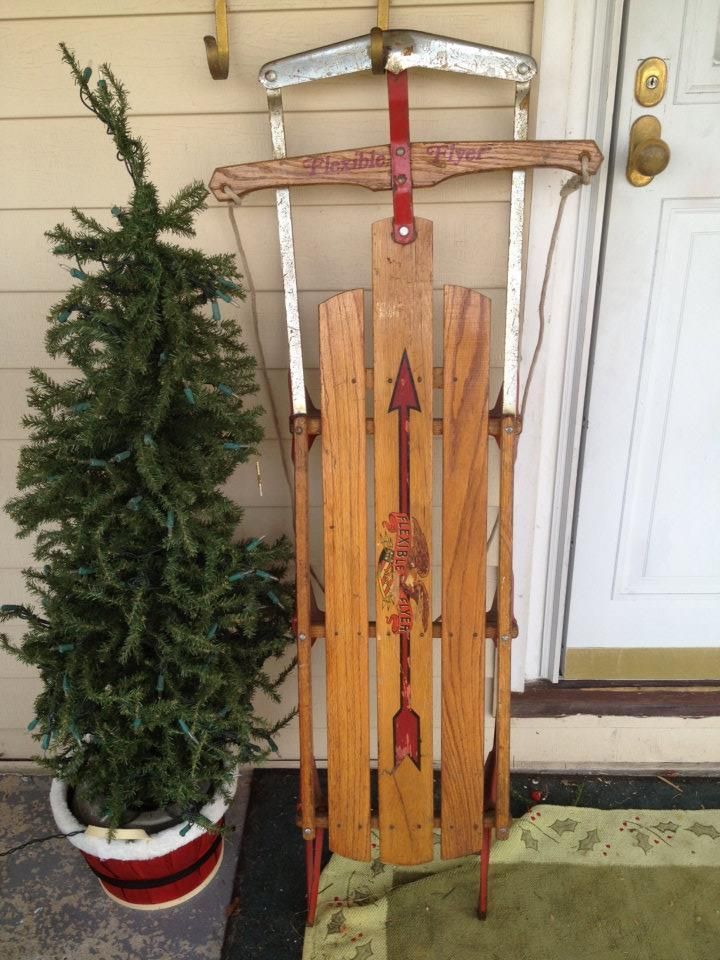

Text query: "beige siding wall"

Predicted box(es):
[0, 0, 535, 759]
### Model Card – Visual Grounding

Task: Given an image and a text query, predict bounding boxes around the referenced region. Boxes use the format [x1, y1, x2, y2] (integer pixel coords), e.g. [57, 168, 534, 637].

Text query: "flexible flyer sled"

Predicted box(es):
[211, 27, 601, 922]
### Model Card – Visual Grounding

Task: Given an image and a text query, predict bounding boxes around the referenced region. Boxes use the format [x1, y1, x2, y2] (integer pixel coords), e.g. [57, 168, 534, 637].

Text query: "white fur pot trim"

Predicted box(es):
[49, 769, 239, 861]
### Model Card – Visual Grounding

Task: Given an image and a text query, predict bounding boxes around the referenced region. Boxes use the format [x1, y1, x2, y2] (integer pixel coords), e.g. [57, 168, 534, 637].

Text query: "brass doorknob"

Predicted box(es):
[627, 116, 670, 187]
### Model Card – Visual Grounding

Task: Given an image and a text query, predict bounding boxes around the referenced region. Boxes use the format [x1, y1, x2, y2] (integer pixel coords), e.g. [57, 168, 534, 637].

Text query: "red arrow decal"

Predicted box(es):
[388, 350, 420, 518]
[388, 350, 421, 768]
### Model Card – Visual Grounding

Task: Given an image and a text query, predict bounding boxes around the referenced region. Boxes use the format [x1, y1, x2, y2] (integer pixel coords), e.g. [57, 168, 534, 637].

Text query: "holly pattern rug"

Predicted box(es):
[302, 806, 720, 960]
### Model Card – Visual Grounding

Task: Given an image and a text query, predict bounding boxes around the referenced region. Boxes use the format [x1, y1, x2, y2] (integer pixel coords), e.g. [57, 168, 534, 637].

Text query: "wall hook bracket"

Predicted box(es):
[204, 0, 229, 80]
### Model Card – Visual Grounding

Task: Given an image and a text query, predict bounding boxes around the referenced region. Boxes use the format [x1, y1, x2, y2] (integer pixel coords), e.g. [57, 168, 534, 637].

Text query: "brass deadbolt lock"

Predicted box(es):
[634, 57, 667, 107]
[626, 115, 670, 187]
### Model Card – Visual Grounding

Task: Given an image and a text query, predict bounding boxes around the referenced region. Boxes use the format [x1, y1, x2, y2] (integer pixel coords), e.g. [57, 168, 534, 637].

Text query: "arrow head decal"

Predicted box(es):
[388, 349, 421, 414]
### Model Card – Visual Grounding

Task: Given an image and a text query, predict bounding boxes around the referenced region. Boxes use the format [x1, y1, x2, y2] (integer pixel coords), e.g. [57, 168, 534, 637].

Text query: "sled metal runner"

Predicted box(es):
[211, 27, 601, 924]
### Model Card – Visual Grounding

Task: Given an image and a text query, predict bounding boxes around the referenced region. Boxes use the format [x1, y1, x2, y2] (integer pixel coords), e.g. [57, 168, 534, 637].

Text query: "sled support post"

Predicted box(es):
[479, 742, 498, 919]
[494, 413, 517, 836]
[305, 826, 325, 925]
[293, 414, 316, 837]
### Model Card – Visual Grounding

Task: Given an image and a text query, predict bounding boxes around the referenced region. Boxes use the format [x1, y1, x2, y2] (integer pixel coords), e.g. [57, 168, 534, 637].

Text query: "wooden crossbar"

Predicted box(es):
[319, 289, 372, 861]
[209, 139, 603, 200]
[307, 609, 518, 641]
[440, 286, 490, 859]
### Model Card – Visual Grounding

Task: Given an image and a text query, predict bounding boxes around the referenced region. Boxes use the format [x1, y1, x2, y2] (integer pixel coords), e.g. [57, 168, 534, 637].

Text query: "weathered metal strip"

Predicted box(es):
[502, 81, 530, 415]
[267, 90, 306, 417]
[259, 30, 536, 89]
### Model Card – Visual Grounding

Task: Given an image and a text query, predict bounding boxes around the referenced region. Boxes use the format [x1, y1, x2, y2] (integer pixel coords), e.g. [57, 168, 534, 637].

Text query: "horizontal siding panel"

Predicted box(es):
[0, 109, 513, 210]
[0, 6, 531, 118]
[0, 369, 77, 439]
[0, 569, 40, 680]
[0, 367, 280, 441]
[0, 0, 529, 19]
[0, 649, 39, 681]
[0, 202, 512, 292]
[0, 677, 43, 756]
[0, 728, 38, 760]
[0, 287, 509, 369]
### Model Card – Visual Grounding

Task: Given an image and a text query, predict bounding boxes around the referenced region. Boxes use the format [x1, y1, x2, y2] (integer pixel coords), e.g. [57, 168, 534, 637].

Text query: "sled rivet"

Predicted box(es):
[396, 174, 407, 185]
[504, 425, 513, 434]
[298, 633, 306, 641]
[303, 827, 313, 837]
[265, 69, 277, 82]
[398, 225, 410, 237]
[395, 146, 406, 156]
[517, 62, 530, 76]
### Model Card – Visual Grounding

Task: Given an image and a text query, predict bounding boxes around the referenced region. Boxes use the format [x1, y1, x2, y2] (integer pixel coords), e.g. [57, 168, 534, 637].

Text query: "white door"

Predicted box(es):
[564, 0, 720, 678]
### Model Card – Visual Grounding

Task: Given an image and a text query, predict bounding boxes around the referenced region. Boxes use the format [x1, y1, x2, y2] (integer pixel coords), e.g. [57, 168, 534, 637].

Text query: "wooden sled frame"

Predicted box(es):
[210, 28, 601, 924]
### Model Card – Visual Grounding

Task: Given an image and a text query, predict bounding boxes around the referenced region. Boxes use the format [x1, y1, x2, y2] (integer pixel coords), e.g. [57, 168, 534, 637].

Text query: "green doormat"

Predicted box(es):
[302, 806, 720, 960]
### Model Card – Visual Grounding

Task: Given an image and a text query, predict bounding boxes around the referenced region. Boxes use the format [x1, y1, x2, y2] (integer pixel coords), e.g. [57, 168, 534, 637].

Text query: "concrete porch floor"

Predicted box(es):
[0, 772, 250, 960]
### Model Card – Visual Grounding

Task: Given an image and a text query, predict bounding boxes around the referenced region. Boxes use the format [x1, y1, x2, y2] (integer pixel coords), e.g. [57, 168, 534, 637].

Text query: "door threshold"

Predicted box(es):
[563, 647, 720, 681]
[513, 680, 720, 718]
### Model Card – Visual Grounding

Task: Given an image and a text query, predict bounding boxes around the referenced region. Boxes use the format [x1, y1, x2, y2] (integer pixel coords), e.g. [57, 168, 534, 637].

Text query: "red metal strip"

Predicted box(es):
[387, 71, 414, 244]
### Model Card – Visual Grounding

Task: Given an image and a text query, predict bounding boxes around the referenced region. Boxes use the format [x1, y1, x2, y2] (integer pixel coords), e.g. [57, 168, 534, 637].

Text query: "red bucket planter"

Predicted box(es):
[50, 776, 235, 909]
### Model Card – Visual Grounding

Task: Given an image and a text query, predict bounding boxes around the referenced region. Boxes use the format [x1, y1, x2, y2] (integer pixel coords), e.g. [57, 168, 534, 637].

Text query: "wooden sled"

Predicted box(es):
[210, 28, 601, 922]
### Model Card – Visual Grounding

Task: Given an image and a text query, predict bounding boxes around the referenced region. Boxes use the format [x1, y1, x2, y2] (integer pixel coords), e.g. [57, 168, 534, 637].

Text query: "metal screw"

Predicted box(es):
[395, 146, 406, 156]
[500, 634, 511, 643]
[504, 425, 514, 434]
[298, 633, 306, 641]
[398, 225, 410, 237]
[645, 74, 659, 90]
[517, 62, 530, 76]
[303, 827, 313, 837]
[396, 174, 407, 185]
[264, 69, 277, 82]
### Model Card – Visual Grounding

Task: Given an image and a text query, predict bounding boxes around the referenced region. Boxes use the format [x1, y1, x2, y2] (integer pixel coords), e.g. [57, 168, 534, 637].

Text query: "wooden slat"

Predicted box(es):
[494, 414, 517, 838]
[319, 289, 371, 860]
[373, 218, 434, 865]
[440, 285, 490, 859]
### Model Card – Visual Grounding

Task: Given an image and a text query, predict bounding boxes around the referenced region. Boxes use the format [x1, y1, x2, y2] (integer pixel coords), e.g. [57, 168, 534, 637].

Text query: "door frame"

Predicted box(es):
[515, 0, 626, 686]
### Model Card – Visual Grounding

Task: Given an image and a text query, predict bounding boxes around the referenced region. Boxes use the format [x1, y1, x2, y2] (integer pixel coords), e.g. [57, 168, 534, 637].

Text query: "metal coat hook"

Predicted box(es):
[204, 0, 229, 79]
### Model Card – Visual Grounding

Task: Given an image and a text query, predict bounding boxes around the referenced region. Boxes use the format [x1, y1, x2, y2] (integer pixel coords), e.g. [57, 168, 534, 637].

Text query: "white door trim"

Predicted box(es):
[514, 0, 626, 686]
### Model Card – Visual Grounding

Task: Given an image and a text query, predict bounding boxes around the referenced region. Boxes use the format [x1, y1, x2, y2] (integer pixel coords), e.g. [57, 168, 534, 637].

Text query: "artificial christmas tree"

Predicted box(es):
[0, 46, 292, 904]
